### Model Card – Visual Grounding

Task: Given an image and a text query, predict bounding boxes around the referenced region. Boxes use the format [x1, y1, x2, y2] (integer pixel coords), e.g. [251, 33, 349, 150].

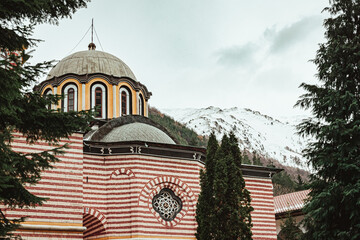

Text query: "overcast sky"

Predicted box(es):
[31, 0, 328, 118]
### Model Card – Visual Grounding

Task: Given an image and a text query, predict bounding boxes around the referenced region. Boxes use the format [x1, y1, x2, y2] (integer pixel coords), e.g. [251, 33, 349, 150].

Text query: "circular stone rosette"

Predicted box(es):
[152, 188, 182, 221]
[138, 176, 196, 227]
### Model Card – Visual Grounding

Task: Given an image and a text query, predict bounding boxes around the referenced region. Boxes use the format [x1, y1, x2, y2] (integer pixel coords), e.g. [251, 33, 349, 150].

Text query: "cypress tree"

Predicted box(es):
[228, 132, 253, 239]
[196, 133, 218, 240]
[0, 0, 91, 237]
[197, 133, 253, 240]
[296, 0, 360, 239]
[212, 136, 230, 240]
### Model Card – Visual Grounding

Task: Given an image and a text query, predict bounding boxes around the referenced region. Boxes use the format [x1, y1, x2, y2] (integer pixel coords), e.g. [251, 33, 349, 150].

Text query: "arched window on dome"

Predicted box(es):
[120, 87, 131, 116]
[43, 88, 52, 110]
[68, 88, 75, 111]
[62, 84, 78, 112]
[139, 93, 144, 116]
[95, 88, 102, 117]
[91, 83, 107, 119]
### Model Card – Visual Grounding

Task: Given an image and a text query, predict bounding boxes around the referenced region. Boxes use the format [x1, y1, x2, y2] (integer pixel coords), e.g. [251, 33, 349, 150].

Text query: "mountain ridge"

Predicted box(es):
[160, 106, 310, 172]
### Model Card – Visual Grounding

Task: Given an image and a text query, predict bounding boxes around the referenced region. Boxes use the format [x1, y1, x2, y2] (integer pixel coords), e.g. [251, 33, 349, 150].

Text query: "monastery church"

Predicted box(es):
[7, 42, 281, 240]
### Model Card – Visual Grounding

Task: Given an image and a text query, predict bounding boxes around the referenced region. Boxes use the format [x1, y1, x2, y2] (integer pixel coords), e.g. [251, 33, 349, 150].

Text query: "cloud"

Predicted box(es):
[267, 15, 322, 53]
[216, 43, 258, 67]
[215, 15, 322, 68]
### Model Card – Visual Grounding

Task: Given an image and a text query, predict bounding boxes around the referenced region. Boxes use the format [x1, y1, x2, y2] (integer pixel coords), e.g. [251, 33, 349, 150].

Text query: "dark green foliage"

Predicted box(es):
[196, 133, 218, 240]
[295, 174, 307, 191]
[296, 1, 360, 239]
[272, 171, 309, 196]
[226, 133, 253, 239]
[0, 0, 90, 237]
[278, 212, 303, 240]
[272, 171, 298, 196]
[196, 132, 253, 240]
[252, 151, 262, 166]
[242, 152, 251, 164]
[212, 138, 230, 240]
[149, 107, 207, 147]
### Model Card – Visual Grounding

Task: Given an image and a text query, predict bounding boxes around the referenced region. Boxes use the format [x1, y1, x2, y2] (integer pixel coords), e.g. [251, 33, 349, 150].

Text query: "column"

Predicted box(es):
[82, 84, 85, 110]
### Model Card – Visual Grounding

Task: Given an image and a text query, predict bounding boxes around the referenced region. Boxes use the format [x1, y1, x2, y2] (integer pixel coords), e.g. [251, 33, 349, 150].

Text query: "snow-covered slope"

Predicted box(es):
[161, 106, 310, 171]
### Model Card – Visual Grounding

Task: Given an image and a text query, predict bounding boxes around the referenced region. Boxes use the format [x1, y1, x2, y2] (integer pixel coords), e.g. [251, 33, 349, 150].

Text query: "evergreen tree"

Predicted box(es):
[272, 171, 297, 195]
[252, 151, 262, 166]
[242, 152, 251, 164]
[228, 132, 253, 239]
[294, 174, 307, 191]
[278, 212, 303, 240]
[0, 0, 91, 237]
[197, 133, 253, 240]
[296, 1, 360, 239]
[212, 136, 230, 240]
[196, 133, 218, 240]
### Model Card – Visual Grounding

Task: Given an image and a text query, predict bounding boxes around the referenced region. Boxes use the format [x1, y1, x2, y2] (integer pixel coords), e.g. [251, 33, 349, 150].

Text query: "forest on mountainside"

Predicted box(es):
[149, 107, 308, 196]
[149, 107, 208, 147]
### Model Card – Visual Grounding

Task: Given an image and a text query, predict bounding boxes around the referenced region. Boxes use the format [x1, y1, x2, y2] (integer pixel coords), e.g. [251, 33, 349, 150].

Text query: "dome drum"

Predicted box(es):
[36, 49, 151, 119]
[36, 73, 151, 101]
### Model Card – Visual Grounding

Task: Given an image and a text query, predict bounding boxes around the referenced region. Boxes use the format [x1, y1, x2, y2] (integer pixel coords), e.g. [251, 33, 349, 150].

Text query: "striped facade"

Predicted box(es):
[245, 177, 277, 240]
[7, 132, 85, 239]
[7, 134, 279, 240]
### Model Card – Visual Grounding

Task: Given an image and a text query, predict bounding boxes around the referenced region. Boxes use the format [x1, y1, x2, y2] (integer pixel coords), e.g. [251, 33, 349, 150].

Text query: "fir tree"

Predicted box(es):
[0, 0, 91, 237]
[196, 133, 218, 240]
[242, 152, 251, 164]
[296, 0, 360, 239]
[252, 151, 262, 166]
[294, 174, 307, 191]
[278, 212, 303, 240]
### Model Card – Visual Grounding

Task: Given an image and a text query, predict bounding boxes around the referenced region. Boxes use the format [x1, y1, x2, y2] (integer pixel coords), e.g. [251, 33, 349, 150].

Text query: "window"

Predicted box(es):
[91, 83, 107, 119]
[68, 88, 74, 111]
[62, 84, 77, 112]
[152, 189, 182, 221]
[120, 87, 131, 116]
[139, 94, 144, 116]
[95, 87, 102, 118]
[121, 91, 127, 115]
[44, 88, 52, 110]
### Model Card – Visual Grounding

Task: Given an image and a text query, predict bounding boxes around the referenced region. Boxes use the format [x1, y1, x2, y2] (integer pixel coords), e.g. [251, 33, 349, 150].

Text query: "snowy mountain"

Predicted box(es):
[160, 106, 311, 171]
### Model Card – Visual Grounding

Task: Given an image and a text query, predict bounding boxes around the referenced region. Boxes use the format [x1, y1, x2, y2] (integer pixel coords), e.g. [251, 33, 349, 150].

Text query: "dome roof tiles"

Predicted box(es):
[46, 50, 136, 80]
[87, 115, 177, 145]
[101, 122, 175, 144]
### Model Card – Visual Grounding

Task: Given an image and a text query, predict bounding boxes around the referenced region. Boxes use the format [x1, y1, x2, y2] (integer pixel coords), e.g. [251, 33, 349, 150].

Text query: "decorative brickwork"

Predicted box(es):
[110, 168, 135, 179]
[83, 207, 107, 226]
[83, 209, 106, 239]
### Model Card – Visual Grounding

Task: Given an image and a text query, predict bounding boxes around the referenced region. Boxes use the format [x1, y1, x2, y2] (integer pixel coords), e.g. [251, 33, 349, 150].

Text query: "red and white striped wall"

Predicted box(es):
[8, 135, 279, 240]
[7, 133, 85, 239]
[245, 177, 277, 240]
[82, 154, 203, 240]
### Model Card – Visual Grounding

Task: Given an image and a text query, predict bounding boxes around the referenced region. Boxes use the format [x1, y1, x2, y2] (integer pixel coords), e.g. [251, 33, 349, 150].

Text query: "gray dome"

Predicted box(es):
[87, 115, 177, 145]
[46, 50, 136, 80]
[101, 122, 175, 144]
